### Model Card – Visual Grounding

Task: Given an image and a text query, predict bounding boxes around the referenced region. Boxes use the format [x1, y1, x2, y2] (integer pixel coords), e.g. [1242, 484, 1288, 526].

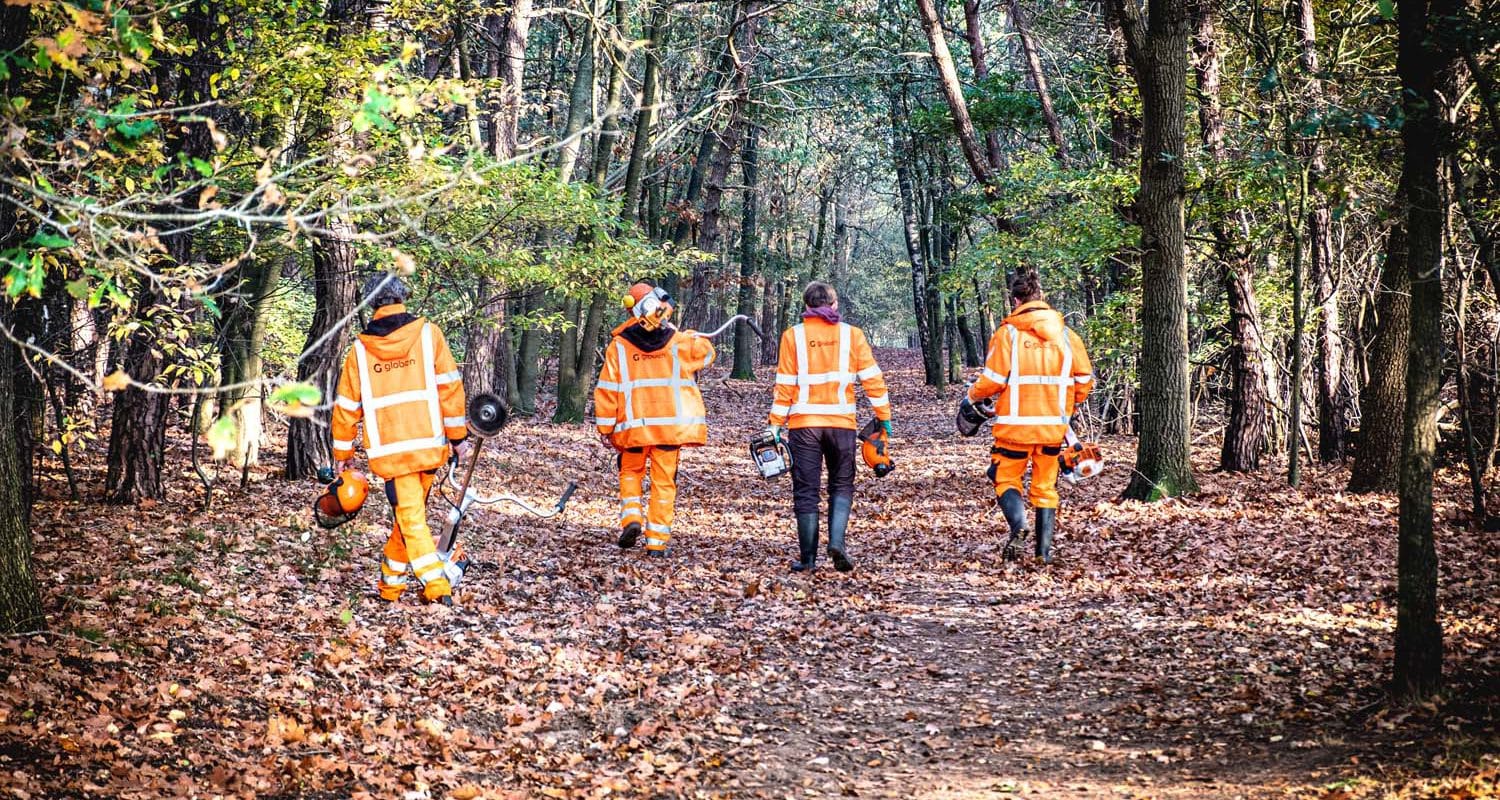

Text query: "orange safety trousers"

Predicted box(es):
[991, 441, 1063, 510]
[618, 446, 680, 553]
[378, 471, 458, 602]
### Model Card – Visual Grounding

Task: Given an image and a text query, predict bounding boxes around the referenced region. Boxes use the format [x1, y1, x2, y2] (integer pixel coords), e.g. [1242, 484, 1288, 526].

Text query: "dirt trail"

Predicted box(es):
[10, 349, 1496, 799]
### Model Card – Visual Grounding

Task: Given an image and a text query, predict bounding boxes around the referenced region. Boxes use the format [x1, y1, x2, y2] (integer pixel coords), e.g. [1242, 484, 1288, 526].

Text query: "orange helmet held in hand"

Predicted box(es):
[858, 419, 895, 478]
[314, 469, 370, 529]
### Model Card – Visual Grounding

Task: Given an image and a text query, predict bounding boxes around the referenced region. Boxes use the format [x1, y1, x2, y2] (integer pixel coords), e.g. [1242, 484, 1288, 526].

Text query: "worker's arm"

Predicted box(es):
[685, 334, 716, 375]
[853, 328, 891, 422]
[1069, 329, 1094, 408]
[967, 327, 1012, 404]
[330, 350, 362, 463]
[594, 344, 622, 437]
[768, 330, 798, 426]
[431, 325, 468, 443]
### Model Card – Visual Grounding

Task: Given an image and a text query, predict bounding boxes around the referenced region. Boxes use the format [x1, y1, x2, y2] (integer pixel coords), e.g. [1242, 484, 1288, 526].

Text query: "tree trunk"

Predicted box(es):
[889, 85, 938, 386]
[555, 13, 596, 185]
[1192, 0, 1268, 472]
[733, 122, 761, 380]
[0, 307, 43, 634]
[914, 0, 995, 192]
[1392, 0, 1456, 702]
[1295, 0, 1350, 463]
[961, 0, 1006, 172]
[1348, 204, 1409, 492]
[622, 3, 668, 223]
[218, 259, 283, 469]
[1005, 0, 1069, 166]
[490, 0, 533, 160]
[759, 278, 780, 366]
[286, 222, 358, 478]
[1109, 0, 1199, 500]
[464, 278, 504, 398]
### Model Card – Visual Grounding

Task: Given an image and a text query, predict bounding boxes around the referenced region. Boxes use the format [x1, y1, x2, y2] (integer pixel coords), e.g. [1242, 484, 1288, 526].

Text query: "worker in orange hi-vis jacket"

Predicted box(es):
[768, 281, 891, 574]
[964, 269, 1093, 564]
[593, 281, 716, 558]
[331, 274, 471, 606]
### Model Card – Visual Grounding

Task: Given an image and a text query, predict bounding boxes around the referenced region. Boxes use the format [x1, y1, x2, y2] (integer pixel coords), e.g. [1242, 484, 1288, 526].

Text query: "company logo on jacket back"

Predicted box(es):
[372, 358, 416, 374]
[631, 352, 669, 362]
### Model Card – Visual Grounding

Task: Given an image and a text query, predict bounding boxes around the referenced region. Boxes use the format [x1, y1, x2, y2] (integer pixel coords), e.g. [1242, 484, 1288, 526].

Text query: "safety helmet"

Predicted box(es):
[313, 469, 370, 529]
[858, 419, 895, 478]
[1060, 441, 1104, 485]
[956, 394, 995, 437]
[623, 282, 674, 330]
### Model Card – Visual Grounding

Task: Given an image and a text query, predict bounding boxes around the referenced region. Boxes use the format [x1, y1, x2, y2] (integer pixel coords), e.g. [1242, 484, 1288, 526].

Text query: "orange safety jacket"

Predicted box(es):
[967, 301, 1093, 445]
[768, 317, 891, 430]
[331, 305, 468, 479]
[593, 324, 716, 449]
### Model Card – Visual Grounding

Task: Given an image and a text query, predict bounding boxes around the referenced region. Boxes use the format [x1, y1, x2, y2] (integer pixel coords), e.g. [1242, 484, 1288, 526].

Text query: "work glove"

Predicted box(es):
[879, 419, 893, 437]
[450, 438, 473, 465]
[765, 424, 785, 443]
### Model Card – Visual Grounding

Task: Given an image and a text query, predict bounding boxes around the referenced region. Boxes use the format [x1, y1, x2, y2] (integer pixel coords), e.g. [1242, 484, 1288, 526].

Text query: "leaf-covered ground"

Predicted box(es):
[4, 350, 1497, 799]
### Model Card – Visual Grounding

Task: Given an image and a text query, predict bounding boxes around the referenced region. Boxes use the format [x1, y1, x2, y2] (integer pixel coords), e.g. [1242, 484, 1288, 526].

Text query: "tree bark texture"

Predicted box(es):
[1109, 0, 1199, 500]
[1348, 206, 1409, 492]
[733, 122, 761, 380]
[286, 222, 358, 478]
[962, 0, 1006, 172]
[1392, 0, 1455, 702]
[1006, 0, 1070, 166]
[914, 0, 996, 192]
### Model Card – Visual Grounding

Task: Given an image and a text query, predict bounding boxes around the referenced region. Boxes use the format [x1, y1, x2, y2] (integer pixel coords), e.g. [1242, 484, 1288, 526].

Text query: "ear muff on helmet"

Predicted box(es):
[858, 419, 895, 478]
[314, 469, 369, 529]
[625, 286, 674, 330]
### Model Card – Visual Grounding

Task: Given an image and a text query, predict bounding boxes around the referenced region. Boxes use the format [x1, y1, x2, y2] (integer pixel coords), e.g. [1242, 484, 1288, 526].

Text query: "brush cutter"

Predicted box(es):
[437, 392, 579, 559]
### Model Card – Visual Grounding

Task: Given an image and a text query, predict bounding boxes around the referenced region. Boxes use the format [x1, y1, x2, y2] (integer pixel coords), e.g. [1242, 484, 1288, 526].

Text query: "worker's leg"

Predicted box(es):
[378, 521, 409, 602]
[992, 440, 1032, 559]
[618, 448, 647, 546]
[644, 446, 680, 554]
[391, 471, 451, 601]
[1029, 445, 1063, 562]
[787, 427, 824, 570]
[823, 428, 857, 571]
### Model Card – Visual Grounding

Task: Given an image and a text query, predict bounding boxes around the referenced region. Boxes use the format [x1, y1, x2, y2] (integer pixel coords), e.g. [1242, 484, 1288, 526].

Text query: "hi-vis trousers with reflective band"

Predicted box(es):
[379, 471, 455, 601]
[618, 446, 680, 552]
[991, 441, 1063, 509]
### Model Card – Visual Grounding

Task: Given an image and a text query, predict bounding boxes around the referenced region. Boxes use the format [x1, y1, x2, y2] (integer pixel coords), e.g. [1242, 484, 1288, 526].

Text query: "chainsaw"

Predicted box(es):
[437, 392, 579, 561]
[1060, 426, 1104, 485]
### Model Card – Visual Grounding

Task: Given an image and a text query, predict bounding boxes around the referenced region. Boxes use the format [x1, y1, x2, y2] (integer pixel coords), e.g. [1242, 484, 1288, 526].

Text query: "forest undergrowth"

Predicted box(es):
[2, 350, 1496, 799]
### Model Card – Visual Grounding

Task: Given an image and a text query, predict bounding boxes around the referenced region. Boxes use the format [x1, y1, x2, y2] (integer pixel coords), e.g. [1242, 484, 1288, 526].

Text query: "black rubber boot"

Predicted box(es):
[1035, 508, 1056, 564]
[827, 495, 854, 573]
[999, 489, 1031, 561]
[791, 513, 819, 572]
[618, 522, 642, 549]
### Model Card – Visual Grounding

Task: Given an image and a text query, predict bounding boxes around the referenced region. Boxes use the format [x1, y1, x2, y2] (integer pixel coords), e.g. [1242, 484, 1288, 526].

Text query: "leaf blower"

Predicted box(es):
[313, 469, 369, 529]
[956, 393, 995, 437]
[858, 418, 895, 478]
[749, 428, 793, 479]
[1060, 427, 1104, 485]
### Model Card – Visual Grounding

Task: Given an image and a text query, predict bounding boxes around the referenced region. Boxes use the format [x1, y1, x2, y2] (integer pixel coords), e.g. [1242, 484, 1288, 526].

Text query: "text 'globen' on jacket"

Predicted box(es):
[769, 317, 891, 430]
[967, 300, 1093, 445]
[593, 325, 716, 449]
[331, 305, 468, 479]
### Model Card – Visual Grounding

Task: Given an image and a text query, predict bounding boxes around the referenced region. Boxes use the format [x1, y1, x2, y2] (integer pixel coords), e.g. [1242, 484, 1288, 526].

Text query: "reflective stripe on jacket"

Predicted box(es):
[593, 330, 715, 449]
[769, 318, 890, 430]
[331, 305, 467, 478]
[967, 301, 1093, 445]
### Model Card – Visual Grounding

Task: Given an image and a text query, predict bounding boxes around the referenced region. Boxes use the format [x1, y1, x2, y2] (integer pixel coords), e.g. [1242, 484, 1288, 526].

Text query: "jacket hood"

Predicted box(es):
[1004, 301, 1067, 344]
[359, 305, 426, 360]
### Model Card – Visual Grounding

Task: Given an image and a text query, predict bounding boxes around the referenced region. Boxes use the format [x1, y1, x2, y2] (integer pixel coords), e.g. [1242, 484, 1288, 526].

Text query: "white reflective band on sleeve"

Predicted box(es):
[981, 367, 1008, 385]
[868, 394, 890, 408]
[856, 366, 882, 381]
[774, 374, 798, 385]
[435, 370, 461, 385]
[770, 404, 791, 417]
[332, 438, 355, 451]
[335, 395, 361, 411]
[595, 380, 621, 391]
[443, 416, 466, 428]
[595, 417, 615, 428]
[1075, 373, 1094, 384]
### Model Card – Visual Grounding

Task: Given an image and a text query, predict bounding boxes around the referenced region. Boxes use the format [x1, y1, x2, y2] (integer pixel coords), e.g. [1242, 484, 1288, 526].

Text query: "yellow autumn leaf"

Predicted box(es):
[101, 370, 130, 392]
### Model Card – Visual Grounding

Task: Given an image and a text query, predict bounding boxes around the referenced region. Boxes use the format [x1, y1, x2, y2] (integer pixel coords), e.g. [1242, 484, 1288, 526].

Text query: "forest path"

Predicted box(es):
[13, 350, 1496, 799]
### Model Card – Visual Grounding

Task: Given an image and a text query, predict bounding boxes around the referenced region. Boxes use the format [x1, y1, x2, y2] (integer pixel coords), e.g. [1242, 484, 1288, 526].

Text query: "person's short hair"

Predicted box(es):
[803, 281, 837, 309]
[361, 273, 411, 308]
[1009, 269, 1043, 304]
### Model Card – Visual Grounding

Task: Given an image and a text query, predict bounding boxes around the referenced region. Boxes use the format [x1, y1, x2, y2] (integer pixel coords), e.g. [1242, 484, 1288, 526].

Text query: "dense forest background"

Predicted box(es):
[1, 0, 1497, 711]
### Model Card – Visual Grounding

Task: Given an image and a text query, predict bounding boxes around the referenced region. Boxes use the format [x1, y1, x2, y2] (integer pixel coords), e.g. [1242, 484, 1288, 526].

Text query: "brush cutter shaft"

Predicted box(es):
[443, 463, 577, 518]
[694, 314, 766, 341]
